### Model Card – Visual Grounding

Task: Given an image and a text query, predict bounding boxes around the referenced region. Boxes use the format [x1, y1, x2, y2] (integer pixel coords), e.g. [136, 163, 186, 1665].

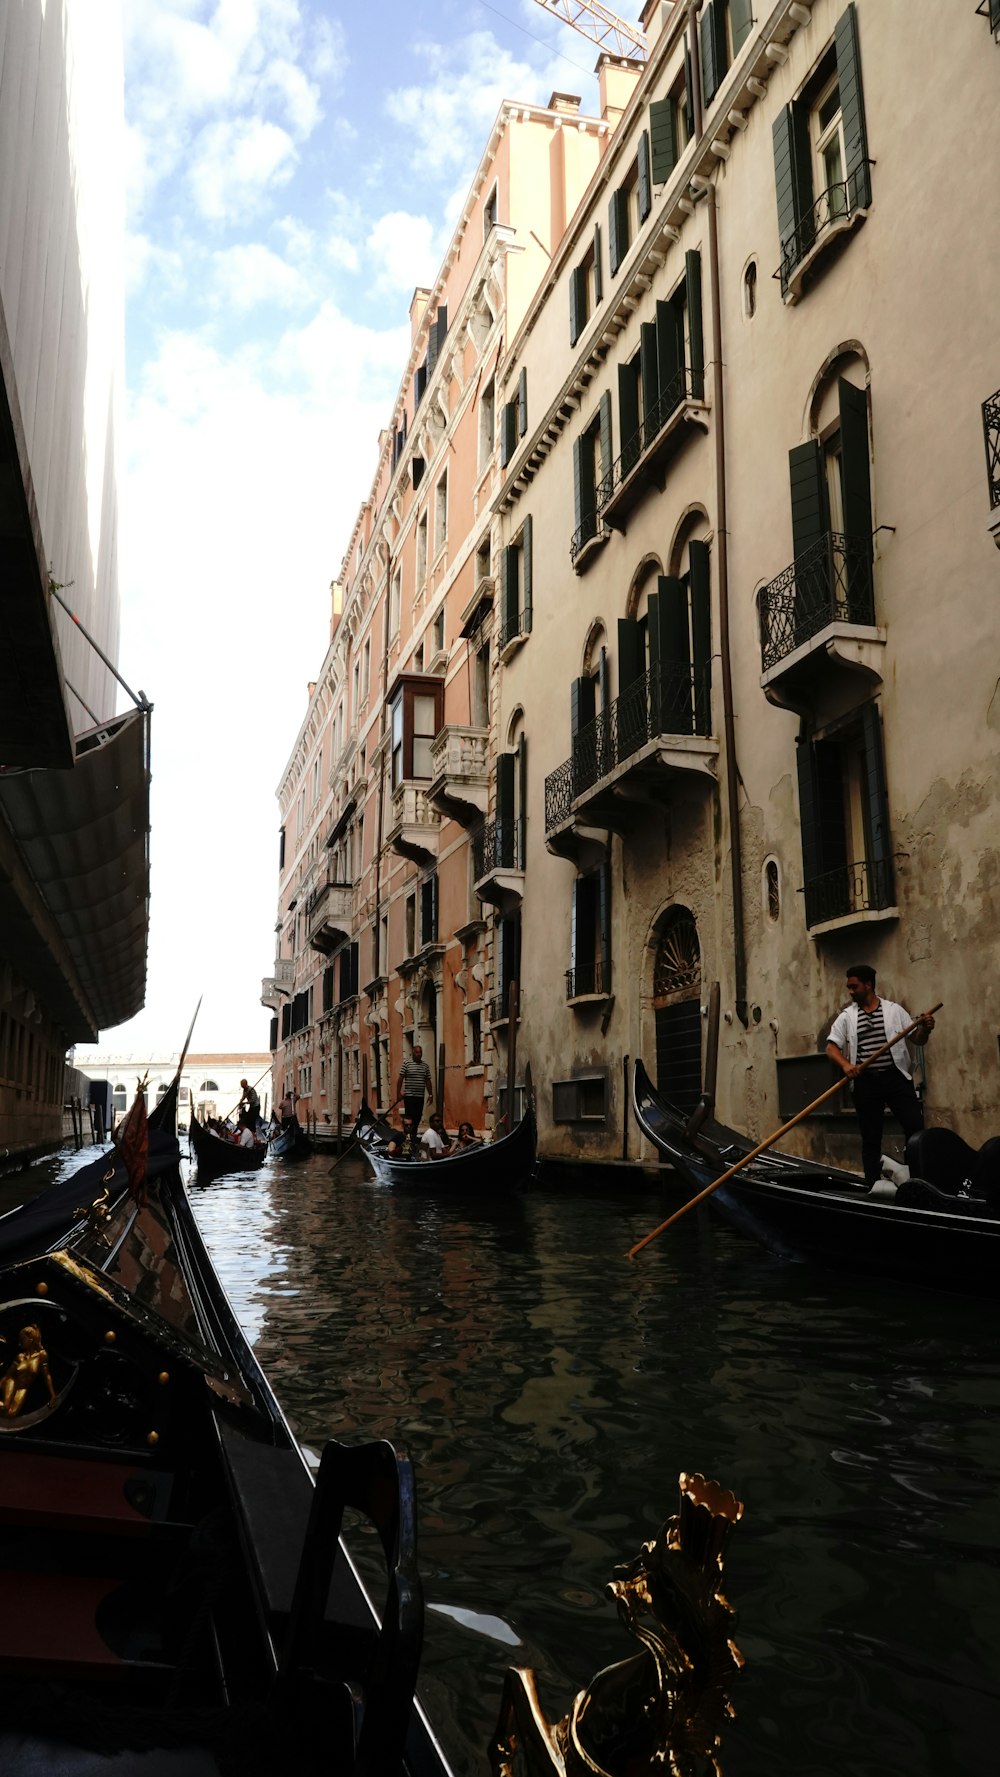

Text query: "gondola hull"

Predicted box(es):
[632, 1059, 1000, 1296]
[189, 1109, 268, 1177]
[269, 1117, 311, 1161]
[355, 1102, 535, 1191]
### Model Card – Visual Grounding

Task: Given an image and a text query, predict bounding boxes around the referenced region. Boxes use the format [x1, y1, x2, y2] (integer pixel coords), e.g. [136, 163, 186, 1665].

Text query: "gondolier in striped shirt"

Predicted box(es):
[826, 965, 935, 1189]
[397, 1043, 433, 1130]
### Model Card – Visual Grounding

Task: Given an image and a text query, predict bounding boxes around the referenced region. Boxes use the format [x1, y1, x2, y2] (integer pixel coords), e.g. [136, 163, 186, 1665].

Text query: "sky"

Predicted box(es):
[74, 0, 606, 1067]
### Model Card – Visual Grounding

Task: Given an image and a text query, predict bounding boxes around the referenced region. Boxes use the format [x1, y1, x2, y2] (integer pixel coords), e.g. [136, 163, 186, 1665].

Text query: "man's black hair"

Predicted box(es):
[846, 963, 876, 986]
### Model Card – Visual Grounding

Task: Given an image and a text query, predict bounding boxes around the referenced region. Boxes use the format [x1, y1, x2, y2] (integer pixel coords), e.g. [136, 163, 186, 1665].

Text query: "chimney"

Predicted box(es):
[409, 286, 432, 345]
[307, 681, 316, 701]
[547, 91, 582, 116]
[597, 54, 645, 135]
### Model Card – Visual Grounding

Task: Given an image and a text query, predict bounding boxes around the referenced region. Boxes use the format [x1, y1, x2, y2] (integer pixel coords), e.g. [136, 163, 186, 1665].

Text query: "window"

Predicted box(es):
[466, 1006, 482, 1068]
[432, 607, 445, 656]
[419, 874, 439, 946]
[434, 471, 448, 557]
[311, 756, 321, 804]
[415, 512, 428, 589]
[743, 260, 757, 318]
[473, 640, 490, 728]
[552, 1076, 608, 1122]
[494, 910, 521, 1020]
[608, 157, 640, 277]
[796, 701, 894, 929]
[572, 394, 613, 562]
[339, 942, 360, 1002]
[389, 567, 401, 637]
[614, 542, 712, 756]
[569, 226, 603, 346]
[698, 1, 753, 107]
[388, 675, 444, 787]
[499, 370, 528, 466]
[765, 859, 781, 921]
[617, 252, 704, 477]
[363, 637, 371, 697]
[352, 659, 361, 718]
[500, 519, 533, 651]
[484, 181, 498, 235]
[479, 379, 495, 472]
[404, 893, 416, 957]
[568, 863, 611, 998]
[772, 6, 871, 296]
[323, 964, 335, 1011]
[777, 374, 873, 652]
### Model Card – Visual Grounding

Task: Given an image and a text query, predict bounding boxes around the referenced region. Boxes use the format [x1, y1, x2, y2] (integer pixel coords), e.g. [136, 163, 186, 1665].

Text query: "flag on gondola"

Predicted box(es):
[114, 1080, 149, 1206]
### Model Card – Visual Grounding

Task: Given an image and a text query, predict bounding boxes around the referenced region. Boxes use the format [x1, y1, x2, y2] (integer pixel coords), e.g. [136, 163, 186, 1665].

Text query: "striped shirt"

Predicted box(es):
[856, 1004, 893, 1070]
[399, 1056, 432, 1099]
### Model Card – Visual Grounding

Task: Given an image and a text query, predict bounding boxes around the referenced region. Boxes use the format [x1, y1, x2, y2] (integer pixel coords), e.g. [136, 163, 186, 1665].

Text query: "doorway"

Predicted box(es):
[652, 905, 702, 1115]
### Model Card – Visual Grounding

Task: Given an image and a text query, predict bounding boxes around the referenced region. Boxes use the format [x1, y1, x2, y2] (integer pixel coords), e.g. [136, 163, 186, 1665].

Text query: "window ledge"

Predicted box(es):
[571, 528, 609, 575]
[464, 1063, 485, 1078]
[807, 904, 899, 942]
[567, 991, 613, 1010]
[781, 205, 870, 306]
[499, 629, 528, 667]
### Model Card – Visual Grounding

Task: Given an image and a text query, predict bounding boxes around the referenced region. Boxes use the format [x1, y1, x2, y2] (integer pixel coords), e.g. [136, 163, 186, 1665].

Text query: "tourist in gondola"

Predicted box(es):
[826, 964, 935, 1188]
[420, 1112, 453, 1157]
[387, 1115, 419, 1160]
[455, 1120, 481, 1150]
[397, 1043, 433, 1129]
[235, 1114, 257, 1150]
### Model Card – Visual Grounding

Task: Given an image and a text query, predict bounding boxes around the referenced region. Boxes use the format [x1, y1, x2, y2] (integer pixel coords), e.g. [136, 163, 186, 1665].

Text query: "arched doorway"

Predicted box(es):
[652, 905, 702, 1114]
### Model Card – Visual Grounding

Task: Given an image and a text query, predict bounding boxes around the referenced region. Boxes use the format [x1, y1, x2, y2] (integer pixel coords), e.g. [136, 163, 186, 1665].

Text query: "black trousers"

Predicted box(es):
[853, 1068, 924, 1185]
[403, 1095, 425, 1127]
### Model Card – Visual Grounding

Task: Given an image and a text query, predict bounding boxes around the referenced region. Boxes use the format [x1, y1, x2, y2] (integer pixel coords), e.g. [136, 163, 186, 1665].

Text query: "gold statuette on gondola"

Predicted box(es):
[490, 1472, 744, 1777]
[0, 1324, 57, 1419]
[74, 1174, 114, 1245]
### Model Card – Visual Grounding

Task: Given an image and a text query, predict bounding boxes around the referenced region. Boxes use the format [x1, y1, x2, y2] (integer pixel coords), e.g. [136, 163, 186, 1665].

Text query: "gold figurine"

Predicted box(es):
[491, 1472, 744, 1777]
[74, 1178, 113, 1245]
[0, 1324, 57, 1418]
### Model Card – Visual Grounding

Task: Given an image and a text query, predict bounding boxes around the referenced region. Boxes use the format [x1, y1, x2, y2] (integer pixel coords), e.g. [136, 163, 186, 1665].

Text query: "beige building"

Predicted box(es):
[265, 91, 616, 1133]
[490, 0, 1000, 1166]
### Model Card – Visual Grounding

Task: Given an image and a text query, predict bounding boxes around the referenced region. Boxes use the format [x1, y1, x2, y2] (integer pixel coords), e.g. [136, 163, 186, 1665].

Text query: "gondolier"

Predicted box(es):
[239, 1077, 260, 1124]
[397, 1043, 433, 1129]
[826, 965, 935, 1188]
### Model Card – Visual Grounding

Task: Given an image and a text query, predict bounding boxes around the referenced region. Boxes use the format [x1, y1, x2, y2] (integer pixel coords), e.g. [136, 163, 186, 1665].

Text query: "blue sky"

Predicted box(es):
[76, 0, 605, 1064]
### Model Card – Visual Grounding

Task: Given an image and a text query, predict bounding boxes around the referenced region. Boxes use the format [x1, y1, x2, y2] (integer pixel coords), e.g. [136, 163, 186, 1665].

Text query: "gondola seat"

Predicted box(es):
[903, 1127, 979, 1194]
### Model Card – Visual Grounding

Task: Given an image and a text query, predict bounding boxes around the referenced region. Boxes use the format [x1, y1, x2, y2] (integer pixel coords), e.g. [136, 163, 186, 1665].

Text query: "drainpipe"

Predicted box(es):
[372, 542, 392, 1104]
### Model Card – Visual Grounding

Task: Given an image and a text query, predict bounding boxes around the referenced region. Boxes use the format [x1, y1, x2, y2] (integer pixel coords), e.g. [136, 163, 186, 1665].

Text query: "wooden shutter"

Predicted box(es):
[834, 3, 870, 209]
[617, 618, 645, 758]
[569, 265, 584, 346]
[436, 305, 448, 353]
[521, 516, 533, 635]
[517, 367, 528, 437]
[502, 544, 519, 633]
[618, 361, 640, 474]
[859, 701, 893, 905]
[649, 96, 678, 184]
[838, 379, 872, 543]
[685, 250, 705, 401]
[598, 391, 613, 503]
[730, 0, 754, 53]
[637, 129, 652, 223]
[517, 736, 528, 868]
[640, 321, 659, 447]
[684, 47, 695, 139]
[599, 861, 612, 991]
[497, 752, 515, 868]
[772, 103, 813, 285]
[617, 618, 644, 692]
[689, 540, 712, 736]
[609, 187, 627, 276]
[593, 223, 603, 305]
[656, 298, 681, 407]
[656, 575, 692, 733]
[574, 433, 595, 541]
[700, 3, 726, 105]
[500, 401, 517, 468]
[789, 440, 827, 560]
[570, 877, 580, 986]
[795, 737, 824, 917]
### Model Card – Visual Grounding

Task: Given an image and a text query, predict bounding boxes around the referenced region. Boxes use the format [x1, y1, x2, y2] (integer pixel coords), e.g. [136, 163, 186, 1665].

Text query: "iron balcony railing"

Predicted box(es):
[544, 757, 575, 832]
[543, 665, 711, 834]
[473, 818, 523, 881]
[570, 509, 602, 564]
[803, 856, 895, 930]
[775, 161, 874, 295]
[598, 365, 701, 511]
[566, 958, 611, 999]
[487, 987, 520, 1025]
[983, 387, 1000, 510]
[499, 606, 528, 651]
[758, 532, 875, 675]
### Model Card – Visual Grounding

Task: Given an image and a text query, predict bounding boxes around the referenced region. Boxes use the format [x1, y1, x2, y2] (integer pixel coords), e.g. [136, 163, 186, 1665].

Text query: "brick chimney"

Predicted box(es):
[597, 54, 644, 134]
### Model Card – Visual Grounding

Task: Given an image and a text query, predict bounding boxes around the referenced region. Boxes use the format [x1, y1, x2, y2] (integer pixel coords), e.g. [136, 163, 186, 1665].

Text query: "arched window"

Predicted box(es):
[743, 260, 757, 319]
[764, 858, 781, 921]
[651, 906, 702, 1113]
[200, 1078, 219, 1092]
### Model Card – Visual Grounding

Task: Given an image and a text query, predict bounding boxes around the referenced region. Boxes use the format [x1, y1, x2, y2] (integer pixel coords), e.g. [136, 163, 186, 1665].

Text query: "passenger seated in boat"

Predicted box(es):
[387, 1116, 418, 1160]
[236, 1115, 257, 1149]
[420, 1113, 453, 1157]
[455, 1121, 481, 1150]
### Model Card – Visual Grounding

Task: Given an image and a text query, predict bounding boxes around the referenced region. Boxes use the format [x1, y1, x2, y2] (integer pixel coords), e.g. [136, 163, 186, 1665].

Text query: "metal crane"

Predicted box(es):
[531, 0, 647, 61]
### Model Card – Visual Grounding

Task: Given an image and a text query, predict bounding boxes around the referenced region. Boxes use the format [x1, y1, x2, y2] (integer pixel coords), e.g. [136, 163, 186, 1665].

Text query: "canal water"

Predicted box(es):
[184, 1150, 999, 1777]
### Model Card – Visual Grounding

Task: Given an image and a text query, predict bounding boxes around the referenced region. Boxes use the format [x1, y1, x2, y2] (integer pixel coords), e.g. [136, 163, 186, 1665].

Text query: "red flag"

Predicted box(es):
[114, 1086, 149, 1206]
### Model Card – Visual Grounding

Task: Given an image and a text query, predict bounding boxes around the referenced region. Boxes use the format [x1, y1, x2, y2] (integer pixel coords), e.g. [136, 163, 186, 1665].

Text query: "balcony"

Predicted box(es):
[565, 959, 612, 1006]
[306, 875, 353, 954]
[427, 725, 489, 826]
[598, 368, 708, 532]
[543, 759, 606, 863]
[260, 977, 281, 1010]
[499, 605, 529, 662]
[757, 532, 885, 718]
[544, 665, 717, 843]
[775, 162, 873, 303]
[804, 857, 898, 939]
[984, 387, 1000, 549]
[385, 782, 440, 864]
[473, 819, 524, 909]
[569, 511, 608, 574]
[487, 986, 520, 1027]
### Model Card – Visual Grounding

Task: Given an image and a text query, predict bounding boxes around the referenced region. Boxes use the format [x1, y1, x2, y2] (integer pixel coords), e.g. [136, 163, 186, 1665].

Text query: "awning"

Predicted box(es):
[0, 707, 151, 1039]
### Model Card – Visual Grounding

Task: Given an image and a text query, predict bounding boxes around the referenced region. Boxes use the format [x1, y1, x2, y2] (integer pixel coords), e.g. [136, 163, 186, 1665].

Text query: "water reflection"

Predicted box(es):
[189, 1152, 1000, 1777]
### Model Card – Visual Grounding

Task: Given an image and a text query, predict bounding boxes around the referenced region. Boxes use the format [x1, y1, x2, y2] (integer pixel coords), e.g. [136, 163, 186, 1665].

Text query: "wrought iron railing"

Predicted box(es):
[487, 987, 520, 1025]
[983, 387, 1000, 510]
[499, 605, 527, 650]
[758, 532, 875, 674]
[473, 818, 523, 880]
[573, 663, 711, 794]
[598, 366, 700, 511]
[570, 510, 602, 564]
[803, 856, 895, 929]
[544, 758, 575, 832]
[566, 958, 611, 999]
[775, 161, 873, 295]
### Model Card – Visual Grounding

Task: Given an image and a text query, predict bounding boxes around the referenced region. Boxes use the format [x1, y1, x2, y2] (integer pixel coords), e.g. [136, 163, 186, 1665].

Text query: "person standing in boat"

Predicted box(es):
[826, 965, 935, 1188]
[397, 1043, 433, 1130]
[239, 1078, 260, 1127]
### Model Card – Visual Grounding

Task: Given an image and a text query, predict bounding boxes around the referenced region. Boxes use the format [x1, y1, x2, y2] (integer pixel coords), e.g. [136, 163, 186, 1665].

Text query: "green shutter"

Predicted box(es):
[617, 618, 644, 691]
[796, 737, 824, 914]
[593, 223, 603, 305]
[640, 321, 659, 447]
[637, 129, 652, 223]
[502, 543, 519, 631]
[700, 3, 726, 105]
[618, 361, 641, 474]
[838, 379, 874, 620]
[685, 250, 704, 402]
[500, 401, 517, 468]
[991, 0, 1000, 31]
[859, 701, 893, 904]
[497, 753, 516, 867]
[684, 47, 695, 139]
[834, 3, 870, 209]
[599, 860, 612, 988]
[569, 265, 584, 345]
[656, 575, 692, 734]
[570, 677, 590, 743]
[517, 736, 528, 868]
[521, 515, 533, 635]
[689, 540, 712, 736]
[598, 391, 613, 504]
[618, 618, 646, 758]
[789, 440, 828, 560]
[655, 297, 681, 407]
[574, 432, 595, 542]
[609, 187, 627, 276]
[517, 367, 528, 436]
[772, 102, 813, 287]
[570, 877, 580, 981]
[730, 0, 754, 53]
[649, 96, 678, 184]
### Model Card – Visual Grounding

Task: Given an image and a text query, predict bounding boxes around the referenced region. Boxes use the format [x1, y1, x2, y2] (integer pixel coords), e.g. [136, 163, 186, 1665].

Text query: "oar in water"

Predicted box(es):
[627, 1003, 942, 1260]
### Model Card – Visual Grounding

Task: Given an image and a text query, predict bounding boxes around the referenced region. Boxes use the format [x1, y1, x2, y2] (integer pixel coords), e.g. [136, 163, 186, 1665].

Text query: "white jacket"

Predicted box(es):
[828, 998, 915, 1078]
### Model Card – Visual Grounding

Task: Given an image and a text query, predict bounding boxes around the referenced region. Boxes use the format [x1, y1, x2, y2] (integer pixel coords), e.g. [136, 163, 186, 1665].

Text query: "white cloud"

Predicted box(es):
[384, 30, 554, 177]
[125, 231, 186, 300]
[188, 117, 298, 221]
[208, 241, 313, 310]
[365, 210, 438, 296]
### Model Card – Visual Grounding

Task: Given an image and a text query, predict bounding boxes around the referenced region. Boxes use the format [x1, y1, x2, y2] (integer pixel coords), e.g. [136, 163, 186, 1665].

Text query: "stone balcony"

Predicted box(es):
[386, 781, 440, 863]
[427, 725, 489, 826]
[260, 957, 293, 1009]
[306, 877, 353, 954]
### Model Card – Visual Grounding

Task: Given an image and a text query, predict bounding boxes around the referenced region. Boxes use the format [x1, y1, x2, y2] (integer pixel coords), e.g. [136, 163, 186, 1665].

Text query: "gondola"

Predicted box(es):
[269, 1116, 311, 1161]
[355, 1099, 536, 1191]
[189, 1108, 269, 1178]
[632, 1057, 1000, 1295]
[0, 1090, 454, 1776]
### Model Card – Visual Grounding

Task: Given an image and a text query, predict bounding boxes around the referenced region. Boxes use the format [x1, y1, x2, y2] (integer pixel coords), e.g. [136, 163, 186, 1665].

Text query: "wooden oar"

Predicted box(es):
[627, 1003, 942, 1260]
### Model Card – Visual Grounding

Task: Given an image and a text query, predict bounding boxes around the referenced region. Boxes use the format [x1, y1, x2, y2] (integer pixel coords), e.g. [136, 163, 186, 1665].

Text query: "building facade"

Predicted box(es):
[0, 1, 146, 1162]
[265, 90, 621, 1133]
[490, 0, 1000, 1165]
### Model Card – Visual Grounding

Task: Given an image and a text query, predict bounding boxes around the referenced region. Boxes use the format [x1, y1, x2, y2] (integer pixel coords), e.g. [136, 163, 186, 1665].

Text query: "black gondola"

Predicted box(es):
[0, 1101, 454, 1776]
[632, 1058, 1000, 1295]
[269, 1117, 311, 1161]
[189, 1108, 268, 1178]
[355, 1099, 535, 1191]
